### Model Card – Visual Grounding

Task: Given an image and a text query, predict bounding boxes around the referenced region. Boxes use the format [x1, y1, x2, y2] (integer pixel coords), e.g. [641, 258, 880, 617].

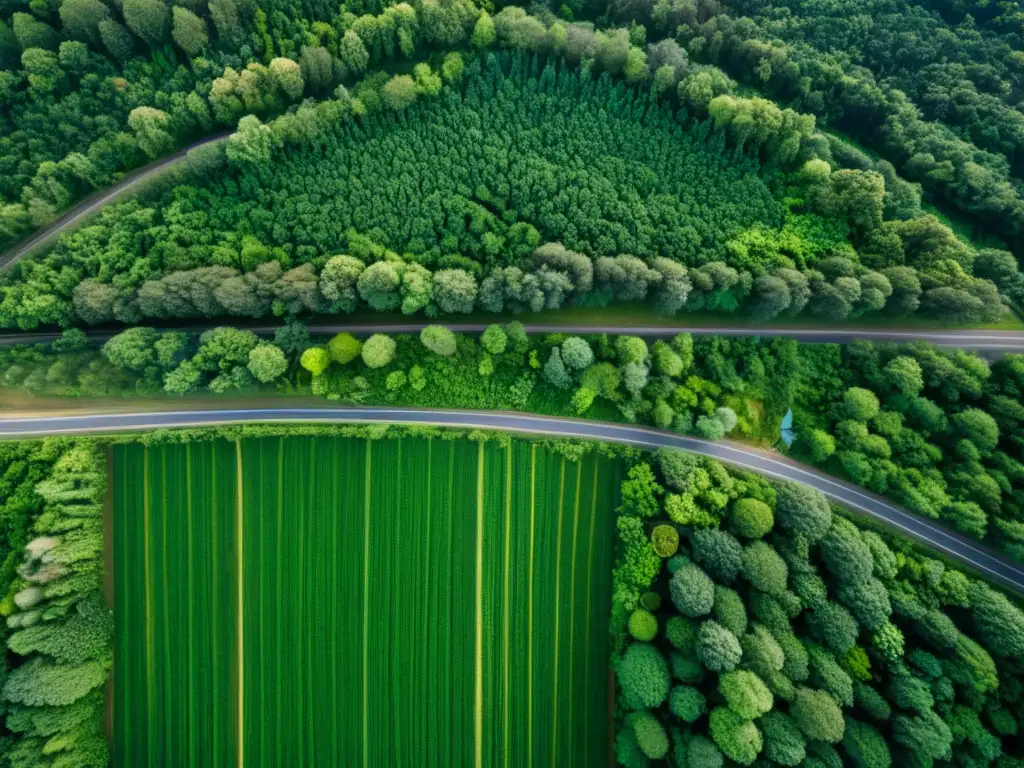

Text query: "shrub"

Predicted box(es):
[791, 686, 845, 743]
[652, 524, 680, 557]
[561, 336, 594, 369]
[806, 603, 859, 655]
[327, 332, 362, 364]
[697, 620, 742, 672]
[670, 563, 715, 617]
[731, 498, 774, 539]
[480, 324, 507, 355]
[709, 707, 762, 765]
[691, 528, 743, 583]
[420, 325, 458, 357]
[666, 616, 698, 652]
[618, 643, 670, 710]
[760, 711, 806, 767]
[841, 717, 891, 768]
[361, 334, 396, 368]
[741, 541, 789, 596]
[632, 711, 669, 759]
[669, 685, 706, 723]
[629, 609, 658, 641]
[773, 482, 832, 542]
[712, 586, 747, 636]
[300, 346, 329, 376]
[719, 669, 773, 719]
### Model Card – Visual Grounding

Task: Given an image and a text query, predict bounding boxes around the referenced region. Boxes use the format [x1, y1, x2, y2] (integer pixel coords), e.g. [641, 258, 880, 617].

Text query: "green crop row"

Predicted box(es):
[111, 435, 622, 766]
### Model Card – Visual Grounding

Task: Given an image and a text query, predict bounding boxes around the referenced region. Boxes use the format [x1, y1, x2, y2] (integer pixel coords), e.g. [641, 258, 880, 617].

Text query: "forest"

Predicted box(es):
[610, 449, 1024, 766]
[3, 0, 1024, 763]
[2, 17, 1022, 330]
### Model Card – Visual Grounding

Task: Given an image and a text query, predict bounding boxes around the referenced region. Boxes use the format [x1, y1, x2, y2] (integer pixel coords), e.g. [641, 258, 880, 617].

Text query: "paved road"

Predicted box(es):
[0, 133, 231, 272]
[1, 405, 1021, 593]
[4, 322, 1024, 352]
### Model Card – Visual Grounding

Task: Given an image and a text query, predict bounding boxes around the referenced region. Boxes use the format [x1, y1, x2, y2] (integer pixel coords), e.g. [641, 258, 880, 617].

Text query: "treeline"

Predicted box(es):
[3, 50, 1016, 329]
[7, 318, 1024, 560]
[0, 443, 110, 768]
[0, 441, 57, 760]
[723, 0, 1024, 177]
[595, 0, 1024, 251]
[611, 449, 1024, 766]
[5, 323, 1024, 559]
[0, 0, 493, 249]
[791, 341, 1024, 562]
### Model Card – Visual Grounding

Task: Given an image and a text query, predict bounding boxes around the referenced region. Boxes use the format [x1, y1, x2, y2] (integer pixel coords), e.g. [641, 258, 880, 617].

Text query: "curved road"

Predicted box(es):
[4, 322, 1024, 352]
[1, 405, 1022, 594]
[0, 133, 231, 272]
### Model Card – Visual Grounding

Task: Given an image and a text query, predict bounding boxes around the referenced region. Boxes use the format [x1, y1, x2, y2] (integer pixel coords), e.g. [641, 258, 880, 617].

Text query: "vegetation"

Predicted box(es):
[595, 0, 1024, 257]
[7, 322, 1024, 558]
[2, 48, 1019, 329]
[5, 0, 1024, 761]
[0, 0, 499, 249]
[112, 433, 622, 764]
[612, 448, 1024, 767]
[0, 442, 110, 768]
[790, 341, 1024, 560]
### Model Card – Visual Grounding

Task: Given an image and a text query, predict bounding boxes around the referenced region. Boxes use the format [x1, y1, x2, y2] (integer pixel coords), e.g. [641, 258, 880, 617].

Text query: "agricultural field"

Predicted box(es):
[110, 434, 622, 766]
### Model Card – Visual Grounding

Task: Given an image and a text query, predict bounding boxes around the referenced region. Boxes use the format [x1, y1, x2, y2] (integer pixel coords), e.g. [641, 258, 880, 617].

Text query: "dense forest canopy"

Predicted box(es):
[159, 64, 781, 265]
[1, 49, 1019, 332]
[611, 450, 1024, 767]
[591, 0, 1024, 252]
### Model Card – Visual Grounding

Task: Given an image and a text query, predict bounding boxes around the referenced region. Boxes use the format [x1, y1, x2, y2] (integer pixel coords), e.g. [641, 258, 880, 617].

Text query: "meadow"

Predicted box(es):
[110, 434, 622, 766]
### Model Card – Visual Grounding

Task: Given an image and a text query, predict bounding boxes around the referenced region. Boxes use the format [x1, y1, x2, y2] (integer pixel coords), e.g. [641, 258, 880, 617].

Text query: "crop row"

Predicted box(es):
[111, 435, 621, 766]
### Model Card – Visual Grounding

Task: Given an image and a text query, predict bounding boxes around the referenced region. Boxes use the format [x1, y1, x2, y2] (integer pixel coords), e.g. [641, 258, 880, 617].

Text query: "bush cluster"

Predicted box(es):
[612, 451, 1024, 768]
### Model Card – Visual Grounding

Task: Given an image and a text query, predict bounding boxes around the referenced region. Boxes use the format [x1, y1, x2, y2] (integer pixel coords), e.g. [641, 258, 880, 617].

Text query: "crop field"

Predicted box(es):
[111, 435, 622, 766]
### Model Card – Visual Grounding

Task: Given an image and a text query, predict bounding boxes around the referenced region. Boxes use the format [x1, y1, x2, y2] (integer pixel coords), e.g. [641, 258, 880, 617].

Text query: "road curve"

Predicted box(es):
[4, 322, 1024, 353]
[1, 405, 1021, 594]
[0, 133, 231, 273]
